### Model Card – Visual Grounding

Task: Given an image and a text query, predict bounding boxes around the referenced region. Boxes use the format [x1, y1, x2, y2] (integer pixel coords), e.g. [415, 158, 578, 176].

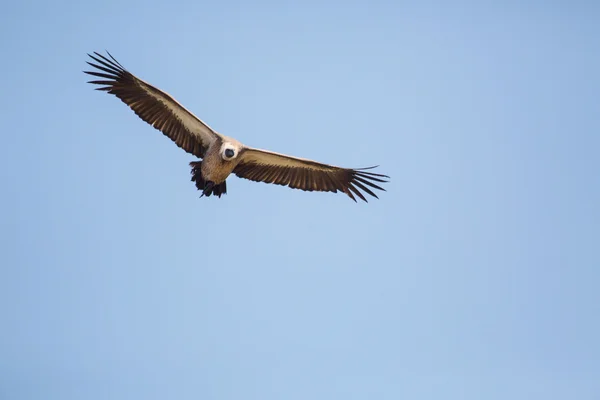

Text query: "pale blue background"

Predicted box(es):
[1, 1, 599, 399]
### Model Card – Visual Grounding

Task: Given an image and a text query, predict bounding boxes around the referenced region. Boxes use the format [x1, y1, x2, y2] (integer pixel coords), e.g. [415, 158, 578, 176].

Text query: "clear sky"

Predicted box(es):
[1, 1, 599, 399]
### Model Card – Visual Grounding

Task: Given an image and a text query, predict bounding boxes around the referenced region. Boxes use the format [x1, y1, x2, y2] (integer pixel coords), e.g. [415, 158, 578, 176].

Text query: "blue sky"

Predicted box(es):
[1, 1, 599, 399]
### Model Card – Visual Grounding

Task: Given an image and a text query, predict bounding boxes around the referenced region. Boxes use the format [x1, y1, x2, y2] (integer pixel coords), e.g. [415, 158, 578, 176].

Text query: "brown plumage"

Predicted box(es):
[233, 149, 388, 202]
[84, 51, 390, 202]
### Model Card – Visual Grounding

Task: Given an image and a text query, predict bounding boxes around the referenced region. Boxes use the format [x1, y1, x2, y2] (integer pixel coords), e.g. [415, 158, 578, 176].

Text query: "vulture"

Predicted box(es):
[84, 51, 389, 202]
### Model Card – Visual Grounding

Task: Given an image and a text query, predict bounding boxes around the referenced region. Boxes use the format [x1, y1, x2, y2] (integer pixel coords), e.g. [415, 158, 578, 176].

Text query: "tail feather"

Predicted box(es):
[190, 161, 227, 198]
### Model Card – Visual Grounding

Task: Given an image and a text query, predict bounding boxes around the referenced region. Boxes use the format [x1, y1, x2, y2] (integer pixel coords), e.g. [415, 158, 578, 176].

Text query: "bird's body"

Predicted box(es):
[193, 135, 243, 197]
[84, 52, 389, 202]
[202, 137, 240, 183]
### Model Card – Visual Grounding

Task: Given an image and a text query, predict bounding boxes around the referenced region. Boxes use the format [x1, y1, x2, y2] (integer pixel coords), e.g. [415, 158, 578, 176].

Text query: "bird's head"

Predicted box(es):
[221, 142, 240, 161]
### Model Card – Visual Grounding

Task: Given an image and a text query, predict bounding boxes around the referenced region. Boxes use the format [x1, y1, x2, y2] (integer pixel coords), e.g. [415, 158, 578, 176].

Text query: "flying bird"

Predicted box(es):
[84, 51, 389, 202]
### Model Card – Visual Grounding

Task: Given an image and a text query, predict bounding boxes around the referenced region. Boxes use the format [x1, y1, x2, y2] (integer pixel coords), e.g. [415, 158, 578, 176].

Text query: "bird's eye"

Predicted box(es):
[224, 148, 235, 159]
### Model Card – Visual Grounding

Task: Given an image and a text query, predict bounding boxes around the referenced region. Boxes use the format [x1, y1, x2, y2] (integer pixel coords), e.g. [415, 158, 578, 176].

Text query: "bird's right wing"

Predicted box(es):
[84, 51, 221, 158]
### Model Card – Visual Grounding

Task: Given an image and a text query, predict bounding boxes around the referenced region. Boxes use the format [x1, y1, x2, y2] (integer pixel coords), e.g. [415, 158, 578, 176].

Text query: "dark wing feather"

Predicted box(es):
[84, 51, 220, 158]
[233, 148, 389, 202]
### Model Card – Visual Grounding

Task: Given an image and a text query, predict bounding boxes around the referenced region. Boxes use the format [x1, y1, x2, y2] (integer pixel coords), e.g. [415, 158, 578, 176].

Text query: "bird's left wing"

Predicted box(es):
[84, 51, 221, 158]
[233, 148, 389, 202]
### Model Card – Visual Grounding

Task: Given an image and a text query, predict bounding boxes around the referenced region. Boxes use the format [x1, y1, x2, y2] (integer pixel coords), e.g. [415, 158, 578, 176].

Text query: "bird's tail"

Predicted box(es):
[190, 162, 227, 198]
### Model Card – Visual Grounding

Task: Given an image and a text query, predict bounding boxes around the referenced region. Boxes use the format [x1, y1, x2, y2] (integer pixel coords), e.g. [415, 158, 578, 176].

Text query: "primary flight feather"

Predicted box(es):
[84, 51, 389, 202]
